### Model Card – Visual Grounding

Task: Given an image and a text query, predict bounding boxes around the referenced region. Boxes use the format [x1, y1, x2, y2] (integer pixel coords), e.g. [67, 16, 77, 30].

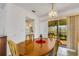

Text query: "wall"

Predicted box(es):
[40, 19, 48, 38]
[5, 4, 40, 43]
[0, 7, 6, 36]
[0, 8, 3, 35]
[6, 4, 26, 43]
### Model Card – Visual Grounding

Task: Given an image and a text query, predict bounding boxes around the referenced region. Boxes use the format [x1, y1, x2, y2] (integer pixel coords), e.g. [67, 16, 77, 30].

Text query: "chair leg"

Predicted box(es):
[48, 51, 54, 56]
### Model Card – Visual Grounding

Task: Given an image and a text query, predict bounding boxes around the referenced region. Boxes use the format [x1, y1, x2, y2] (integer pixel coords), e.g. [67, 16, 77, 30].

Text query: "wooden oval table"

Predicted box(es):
[18, 39, 56, 56]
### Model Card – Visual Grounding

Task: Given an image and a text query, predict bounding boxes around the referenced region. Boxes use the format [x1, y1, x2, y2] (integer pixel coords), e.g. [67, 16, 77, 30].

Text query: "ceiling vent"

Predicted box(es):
[32, 10, 36, 13]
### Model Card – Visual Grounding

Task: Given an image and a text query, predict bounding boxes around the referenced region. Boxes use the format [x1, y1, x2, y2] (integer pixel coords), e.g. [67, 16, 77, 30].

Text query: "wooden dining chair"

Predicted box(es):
[49, 39, 62, 56]
[53, 40, 62, 56]
[7, 40, 19, 56]
[25, 34, 34, 44]
[57, 46, 76, 56]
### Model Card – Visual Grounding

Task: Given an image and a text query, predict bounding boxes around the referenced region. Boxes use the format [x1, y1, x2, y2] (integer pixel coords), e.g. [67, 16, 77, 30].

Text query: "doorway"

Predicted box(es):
[48, 19, 67, 45]
[25, 17, 34, 41]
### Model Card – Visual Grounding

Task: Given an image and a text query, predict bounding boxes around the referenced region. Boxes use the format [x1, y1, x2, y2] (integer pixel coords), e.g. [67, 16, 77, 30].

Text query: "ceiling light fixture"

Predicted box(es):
[49, 3, 57, 18]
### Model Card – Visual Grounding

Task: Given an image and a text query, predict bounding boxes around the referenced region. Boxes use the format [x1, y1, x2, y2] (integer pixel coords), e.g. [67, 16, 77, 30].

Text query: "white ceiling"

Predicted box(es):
[0, 3, 79, 18]
[15, 3, 79, 17]
[0, 3, 6, 9]
[15, 3, 51, 17]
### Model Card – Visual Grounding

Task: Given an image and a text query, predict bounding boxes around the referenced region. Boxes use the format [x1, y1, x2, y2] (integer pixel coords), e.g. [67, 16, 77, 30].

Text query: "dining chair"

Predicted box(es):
[67, 49, 77, 56]
[25, 34, 34, 45]
[7, 40, 19, 56]
[49, 39, 62, 56]
[57, 46, 76, 56]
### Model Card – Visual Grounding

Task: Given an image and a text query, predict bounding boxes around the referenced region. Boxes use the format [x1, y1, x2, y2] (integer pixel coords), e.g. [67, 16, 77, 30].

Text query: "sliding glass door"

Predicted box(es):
[48, 20, 58, 39]
[58, 19, 67, 40]
[48, 19, 67, 45]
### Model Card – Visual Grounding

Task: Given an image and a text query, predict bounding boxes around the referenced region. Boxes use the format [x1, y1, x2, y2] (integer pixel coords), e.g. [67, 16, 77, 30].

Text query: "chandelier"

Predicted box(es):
[49, 3, 57, 18]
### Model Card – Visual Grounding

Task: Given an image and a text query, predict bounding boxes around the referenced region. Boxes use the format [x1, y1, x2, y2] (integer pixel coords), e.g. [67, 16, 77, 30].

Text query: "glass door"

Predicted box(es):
[48, 19, 67, 45]
[48, 20, 58, 39]
[58, 19, 67, 40]
[58, 19, 67, 45]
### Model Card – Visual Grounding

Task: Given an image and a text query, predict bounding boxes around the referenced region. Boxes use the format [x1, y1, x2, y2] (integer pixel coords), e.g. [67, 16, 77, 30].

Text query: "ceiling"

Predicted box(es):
[15, 3, 79, 17]
[0, 3, 6, 9]
[0, 3, 79, 18]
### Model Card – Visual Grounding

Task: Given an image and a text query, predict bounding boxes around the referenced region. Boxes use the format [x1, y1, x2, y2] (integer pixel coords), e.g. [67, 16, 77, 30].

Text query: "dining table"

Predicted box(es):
[17, 38, 56, 56]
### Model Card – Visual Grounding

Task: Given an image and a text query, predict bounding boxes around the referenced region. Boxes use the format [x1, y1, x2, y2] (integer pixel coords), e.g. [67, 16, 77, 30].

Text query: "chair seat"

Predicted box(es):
[57, 46, 76, 56]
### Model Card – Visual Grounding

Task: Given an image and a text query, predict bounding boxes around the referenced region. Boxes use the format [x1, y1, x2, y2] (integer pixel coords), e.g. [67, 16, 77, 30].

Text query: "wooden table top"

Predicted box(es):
[17, 39, 56, 56]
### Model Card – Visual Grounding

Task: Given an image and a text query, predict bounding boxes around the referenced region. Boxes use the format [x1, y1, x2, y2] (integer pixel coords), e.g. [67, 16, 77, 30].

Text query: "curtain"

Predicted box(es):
[67, 15, 79, 55]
